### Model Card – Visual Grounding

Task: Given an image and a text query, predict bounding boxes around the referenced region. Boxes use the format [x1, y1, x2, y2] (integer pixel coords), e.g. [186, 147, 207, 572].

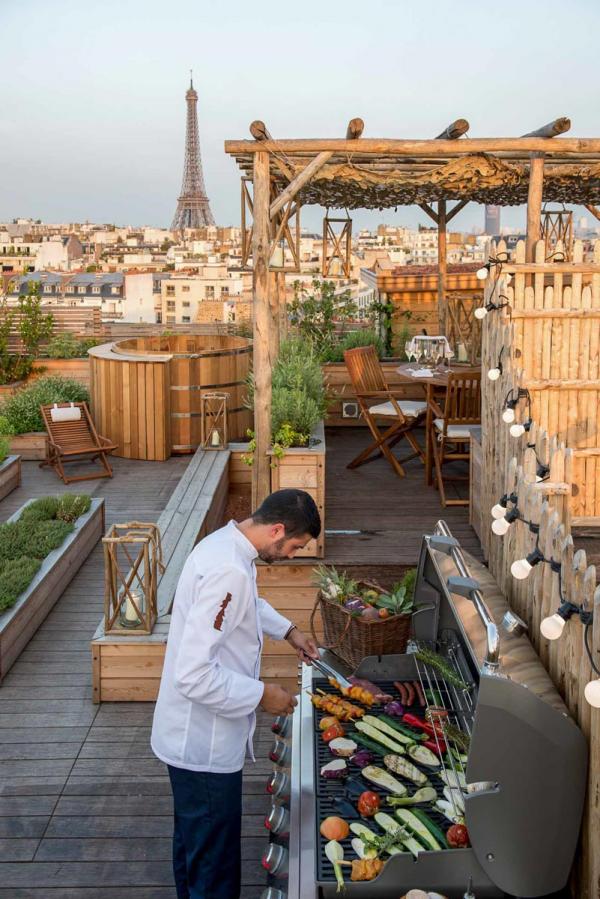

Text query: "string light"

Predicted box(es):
[492, 507, 520, 535]
[475, 295, 511, 321]
[475, 252, 509, 281]
[487, 347, 504, 381]
[491, 492, 518, 519]
[502, 388, 530, 425]
[509, 391, 533, 437]
[511, 545, 545, 579]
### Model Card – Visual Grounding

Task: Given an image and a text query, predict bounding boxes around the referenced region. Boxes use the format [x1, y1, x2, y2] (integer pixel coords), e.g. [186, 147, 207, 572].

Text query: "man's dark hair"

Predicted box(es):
[252, 489, 321, 539]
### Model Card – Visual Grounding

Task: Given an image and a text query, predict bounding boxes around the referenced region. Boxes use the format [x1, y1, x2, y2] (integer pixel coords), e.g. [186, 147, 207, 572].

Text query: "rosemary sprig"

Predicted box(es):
[414, 647, 470, 691]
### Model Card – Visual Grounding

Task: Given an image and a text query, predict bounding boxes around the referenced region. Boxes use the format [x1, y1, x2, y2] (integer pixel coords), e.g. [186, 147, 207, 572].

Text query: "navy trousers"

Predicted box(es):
[168, 764, 243, 899]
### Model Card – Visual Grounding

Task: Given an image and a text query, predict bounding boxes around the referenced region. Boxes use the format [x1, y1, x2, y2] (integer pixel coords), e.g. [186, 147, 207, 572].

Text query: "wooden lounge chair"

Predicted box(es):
[40, 401, 118, 484]
[343, 345, 427, 478]
[428, 370, 481, 507]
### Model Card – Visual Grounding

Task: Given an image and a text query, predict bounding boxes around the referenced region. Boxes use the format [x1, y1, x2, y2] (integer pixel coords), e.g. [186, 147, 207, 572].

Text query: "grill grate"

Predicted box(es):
[312, 644, 475, 883]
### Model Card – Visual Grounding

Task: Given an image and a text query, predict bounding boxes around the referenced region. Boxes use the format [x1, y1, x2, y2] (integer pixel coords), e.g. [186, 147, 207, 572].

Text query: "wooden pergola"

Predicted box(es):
[224, 120, 600, 505]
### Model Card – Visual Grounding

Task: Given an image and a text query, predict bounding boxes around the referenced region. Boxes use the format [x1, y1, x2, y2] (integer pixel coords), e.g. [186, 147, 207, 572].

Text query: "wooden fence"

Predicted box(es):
[479, 238, 600, 896]
[482, 238, 600, 525]
[4, 305, 103, 352]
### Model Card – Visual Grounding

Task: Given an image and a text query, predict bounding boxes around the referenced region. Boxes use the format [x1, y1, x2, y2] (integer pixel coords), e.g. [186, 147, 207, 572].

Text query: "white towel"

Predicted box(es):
[50, 403, 82, 423]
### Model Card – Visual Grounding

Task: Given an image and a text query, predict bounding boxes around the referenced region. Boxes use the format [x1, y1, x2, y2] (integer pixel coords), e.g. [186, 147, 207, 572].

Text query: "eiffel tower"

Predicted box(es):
[171, 75, 215, 230]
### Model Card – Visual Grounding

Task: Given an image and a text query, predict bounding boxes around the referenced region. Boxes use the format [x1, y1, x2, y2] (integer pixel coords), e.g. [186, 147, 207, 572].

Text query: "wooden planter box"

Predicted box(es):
[0, 455, 21, 501]
[9, 432, 48, 461]
[269, 420, 326, 558]
[322, 360, 423, 426]
[31, 357, 91, 387]
[0, 497, 104, 681]
[0, 380, 26, 399]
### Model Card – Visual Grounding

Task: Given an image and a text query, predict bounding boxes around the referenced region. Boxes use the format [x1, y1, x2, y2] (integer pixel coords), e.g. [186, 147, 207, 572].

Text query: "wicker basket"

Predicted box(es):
[310, 588, 412, 671]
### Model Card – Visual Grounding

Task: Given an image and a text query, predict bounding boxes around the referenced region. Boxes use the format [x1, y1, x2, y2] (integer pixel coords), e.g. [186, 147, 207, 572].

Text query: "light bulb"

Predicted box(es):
[540, 613, 566, 641]
[584, 678, 600, 708]
[487, 367, 501, 381]
[505, 274, 512, 285]
[510, 423, 526, 437]
[491, 503, 507, 519]
[474, 306, 488, 320]
[476, 266, 489, 281]
[492, 517, 511, 536]
[502, 407, 516, 424]
[511, 558, 532, 580]
[535, 475, 542, 483]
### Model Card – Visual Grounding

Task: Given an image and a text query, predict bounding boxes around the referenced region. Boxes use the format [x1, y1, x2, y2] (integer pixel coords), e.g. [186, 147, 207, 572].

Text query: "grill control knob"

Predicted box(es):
[264, 802, 290, 837]
[266, 770, 290, 803]
[271, 715, 291, 738]
[262, 843, 289, 876]
[269, 738, 291, 767]
[260, 888, 287, 899]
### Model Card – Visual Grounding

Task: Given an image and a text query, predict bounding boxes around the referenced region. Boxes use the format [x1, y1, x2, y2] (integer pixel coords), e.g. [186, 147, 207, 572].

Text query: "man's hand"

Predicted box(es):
[260, 683, 298, 716]
[286, 628, 319, 664]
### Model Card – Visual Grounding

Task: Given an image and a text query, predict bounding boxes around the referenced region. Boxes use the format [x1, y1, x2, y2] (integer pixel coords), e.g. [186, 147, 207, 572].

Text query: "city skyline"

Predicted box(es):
[2, 0, 599, 231]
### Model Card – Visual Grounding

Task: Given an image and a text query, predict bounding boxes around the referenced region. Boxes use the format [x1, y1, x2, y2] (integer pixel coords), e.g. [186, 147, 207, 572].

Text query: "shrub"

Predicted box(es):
[20, 496, 60, 522]
[44, 333, 98, 359]
[0, 557, 42, 612]
[0, 518, 73, 565]
[288, 279, 358, 358]
[320, 328, 384, 363]
[0, 414, 13, 463]
[56, 493, 91, 522]
[0, 376, 89, 434]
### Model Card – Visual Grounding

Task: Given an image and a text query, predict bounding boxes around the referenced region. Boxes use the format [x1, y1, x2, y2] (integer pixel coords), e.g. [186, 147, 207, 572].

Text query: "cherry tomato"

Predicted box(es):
[357, 790, 380, 817]
[322, 723, 345, 743]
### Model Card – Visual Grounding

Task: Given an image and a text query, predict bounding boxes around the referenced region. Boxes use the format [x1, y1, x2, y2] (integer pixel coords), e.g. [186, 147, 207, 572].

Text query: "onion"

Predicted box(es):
[329, 737, 357, 757]
[320, 816, 350, 841]
[320, 759, 348, 779]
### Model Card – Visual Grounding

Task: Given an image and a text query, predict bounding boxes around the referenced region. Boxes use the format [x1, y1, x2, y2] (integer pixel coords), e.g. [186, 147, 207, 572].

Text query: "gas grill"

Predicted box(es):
[262, 522, 587, 899]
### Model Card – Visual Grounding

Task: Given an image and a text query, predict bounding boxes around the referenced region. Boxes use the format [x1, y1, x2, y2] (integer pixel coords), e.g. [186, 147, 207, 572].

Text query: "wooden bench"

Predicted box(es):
[91, 447, 230, 702]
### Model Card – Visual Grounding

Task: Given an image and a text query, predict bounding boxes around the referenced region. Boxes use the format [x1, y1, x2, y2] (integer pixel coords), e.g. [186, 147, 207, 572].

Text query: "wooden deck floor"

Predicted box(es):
[0, 457, 271, 899]
[324, 427, 482, 565]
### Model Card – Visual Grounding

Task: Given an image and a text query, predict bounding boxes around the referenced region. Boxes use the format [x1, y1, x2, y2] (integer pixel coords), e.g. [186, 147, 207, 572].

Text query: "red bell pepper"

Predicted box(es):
[402, 713, 446, 741]
[424, 737, 447, 756]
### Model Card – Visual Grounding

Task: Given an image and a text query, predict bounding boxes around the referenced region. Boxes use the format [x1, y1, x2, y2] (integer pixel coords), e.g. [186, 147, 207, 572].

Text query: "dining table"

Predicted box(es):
[394, 361, 476, 486]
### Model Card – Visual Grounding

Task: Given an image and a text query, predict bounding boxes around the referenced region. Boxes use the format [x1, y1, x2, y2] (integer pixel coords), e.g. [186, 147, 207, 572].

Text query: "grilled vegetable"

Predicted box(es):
[435, 799, 465, 825]
[439, 769, 467, 791]
[402, 713, 440, 736]
[383, 754, 428, 786]
[320, 759, 348, 779]
[361, 765, 407, 796]
[377, 715, 427, 743]
[347, 858, 384, 882]
[333, 796, 360, 819]
[319, 715, 340, 731]
[443, 722, 471, 753]
[324, 840, 345, 893]
[374, 811, 423, 858]
[414, 647, 469, 691]
[408, 808, 449, 850]
[320, 817, 350, 841]
[424, 738, 447, 756]
[386, 786, 437, 807]
[322, 723, 345, 743]
[350, 749, 374, 768]
[349, 821, 402, 857]
[351, 836, 376, 859]
[382, 701, 405, 718]
[407, 744, 441, 768]
[394, 808, 444, 851]
[443, 785, 465, 814]
[362, 715, 415, 747]
[355, 721, 407, 754]
[446, 823, 470, 848]
[352, 732, 386, 756]
[329, 737, 357, 757]
[357, 790, 380, 817]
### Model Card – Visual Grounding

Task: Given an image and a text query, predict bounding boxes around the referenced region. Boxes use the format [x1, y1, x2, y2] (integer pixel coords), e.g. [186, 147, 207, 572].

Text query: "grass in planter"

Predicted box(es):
[0, 557, 43, 612]
[0, 493, 91, 614]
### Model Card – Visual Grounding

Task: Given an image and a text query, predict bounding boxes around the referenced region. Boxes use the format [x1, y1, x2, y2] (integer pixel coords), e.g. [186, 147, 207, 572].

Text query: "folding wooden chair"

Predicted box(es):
[40, 401, 118, 484]
[343, 345, 427, 478]
[428, 370, 481, 506]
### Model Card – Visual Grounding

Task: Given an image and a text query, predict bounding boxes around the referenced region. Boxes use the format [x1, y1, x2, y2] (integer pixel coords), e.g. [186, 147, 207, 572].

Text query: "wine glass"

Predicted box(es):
[405, 340, 413, 363]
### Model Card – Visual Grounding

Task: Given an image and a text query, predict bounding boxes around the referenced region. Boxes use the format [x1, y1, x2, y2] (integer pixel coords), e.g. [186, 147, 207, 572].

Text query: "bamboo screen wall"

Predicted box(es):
[483, 238, 600, 525]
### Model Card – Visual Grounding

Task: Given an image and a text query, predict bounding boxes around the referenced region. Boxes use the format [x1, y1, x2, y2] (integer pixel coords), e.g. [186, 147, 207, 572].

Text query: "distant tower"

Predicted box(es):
[484, 205, 501, 236]
[171, 75, 215, 230]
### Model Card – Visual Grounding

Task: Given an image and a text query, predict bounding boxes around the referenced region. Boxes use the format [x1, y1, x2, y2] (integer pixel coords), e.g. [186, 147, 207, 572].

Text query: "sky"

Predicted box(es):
[1, 0, 599, 233]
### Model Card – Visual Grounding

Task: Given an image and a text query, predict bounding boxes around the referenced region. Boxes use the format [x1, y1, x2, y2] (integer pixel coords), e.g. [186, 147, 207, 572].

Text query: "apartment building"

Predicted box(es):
[160, 265, 249, 325]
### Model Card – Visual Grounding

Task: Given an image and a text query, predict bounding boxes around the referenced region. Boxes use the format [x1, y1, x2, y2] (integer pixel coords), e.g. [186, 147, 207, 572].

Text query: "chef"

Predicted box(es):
[151, 488, 321, 899]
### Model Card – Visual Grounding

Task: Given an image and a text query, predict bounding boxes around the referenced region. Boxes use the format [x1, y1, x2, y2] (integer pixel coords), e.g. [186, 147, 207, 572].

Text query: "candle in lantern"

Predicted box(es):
[120, 590, 143, 628]
[211, 428, 221, 447]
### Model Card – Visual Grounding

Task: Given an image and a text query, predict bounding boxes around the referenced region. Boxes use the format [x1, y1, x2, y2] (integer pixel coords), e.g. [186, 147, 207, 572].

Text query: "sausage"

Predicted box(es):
[394, 681, 408, 704]
[413, 680, 426, 706]
[405, 681, 415, 707]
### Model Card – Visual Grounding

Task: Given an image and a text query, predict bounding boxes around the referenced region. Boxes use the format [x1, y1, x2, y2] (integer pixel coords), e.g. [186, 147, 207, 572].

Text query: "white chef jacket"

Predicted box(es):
[151, 520, 292, 773]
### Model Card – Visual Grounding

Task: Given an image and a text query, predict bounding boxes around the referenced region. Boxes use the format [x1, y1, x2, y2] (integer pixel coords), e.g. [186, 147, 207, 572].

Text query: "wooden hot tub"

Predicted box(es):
[89, 335, 252, 460]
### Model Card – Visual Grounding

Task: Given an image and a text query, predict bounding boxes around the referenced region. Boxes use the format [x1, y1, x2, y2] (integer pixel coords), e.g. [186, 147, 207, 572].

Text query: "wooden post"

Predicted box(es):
[526, 152, 545, 262]
[252, 150, 273, 508]
[437, 199, 447, 335]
